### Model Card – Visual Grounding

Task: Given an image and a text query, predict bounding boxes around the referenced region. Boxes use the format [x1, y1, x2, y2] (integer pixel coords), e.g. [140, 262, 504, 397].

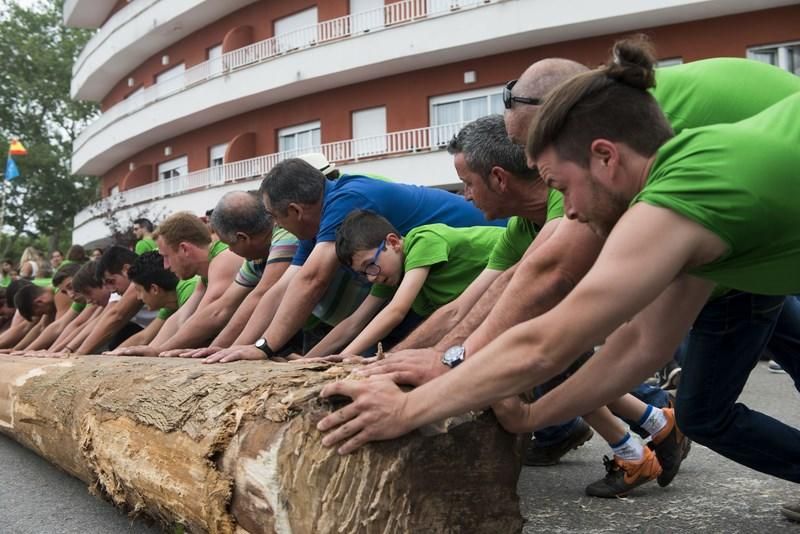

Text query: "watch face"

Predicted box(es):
[442, 346, 465, 367]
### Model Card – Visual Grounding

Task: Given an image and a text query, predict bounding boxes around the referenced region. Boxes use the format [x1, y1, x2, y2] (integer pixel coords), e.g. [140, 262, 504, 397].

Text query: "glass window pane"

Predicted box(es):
[312, 128, 321, 148]
[789, 45, 800, 76]
[433, 101, 460, 125]
[462, 96, 486, 121]
[489, 93, 503, 114]
[751, 49, 778, 66]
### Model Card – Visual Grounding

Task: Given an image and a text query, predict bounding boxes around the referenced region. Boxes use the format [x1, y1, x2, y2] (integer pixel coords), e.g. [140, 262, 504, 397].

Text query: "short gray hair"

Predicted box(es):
[212, 191, 273, 241]
[447, 115, 538, 181]
[259, 159, 326, 214]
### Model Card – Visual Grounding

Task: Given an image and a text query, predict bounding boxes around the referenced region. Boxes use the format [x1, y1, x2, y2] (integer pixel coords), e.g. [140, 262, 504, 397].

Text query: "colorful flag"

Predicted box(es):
[5, 157, 19, 181]
[8, 139, 27, 156]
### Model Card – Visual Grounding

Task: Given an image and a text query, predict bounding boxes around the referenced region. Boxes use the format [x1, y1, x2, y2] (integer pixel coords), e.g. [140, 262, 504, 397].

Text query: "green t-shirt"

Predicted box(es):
[651, 58, 800, 135]
[371, 224, 504, 317]
[157, 276, 200, 320]
[486, 189, 563, 271]
[633, 92, 800, 296]
[135, 238, 158, 255]
[0, 275, 11, 288]
[70, 301, 87, 313]
[32, 278, 52, 288]
[198, 240, 230, 286]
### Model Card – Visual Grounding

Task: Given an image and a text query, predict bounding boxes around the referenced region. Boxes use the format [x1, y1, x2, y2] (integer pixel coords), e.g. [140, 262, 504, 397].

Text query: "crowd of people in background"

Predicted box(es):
[1, 35, 798, 522]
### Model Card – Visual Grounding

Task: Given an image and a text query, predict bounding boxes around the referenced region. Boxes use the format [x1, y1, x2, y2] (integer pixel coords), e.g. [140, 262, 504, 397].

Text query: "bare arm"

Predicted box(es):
[75, 288, 141, 354]
[304, 295, 387, 358]
[231, 265, 298, 346]
[391, 268, 503, 351]
[263, 243, 340, 351]
[118, 316, 165, 348]
[26, 308, 79, 350]
[51, 305, 95, 349]
[318, 204, 728, 453]
[14, 316, 49, 350]
[206, 261, 292, 349]
[344, 268, 430, 356]
[154, 250, 241, 351]
[0, 312, 35, 348]
[461, 217, 603, 355]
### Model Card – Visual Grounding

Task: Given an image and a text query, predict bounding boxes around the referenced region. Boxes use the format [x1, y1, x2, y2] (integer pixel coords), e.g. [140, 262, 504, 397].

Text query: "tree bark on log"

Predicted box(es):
[0, 356, 524, 533]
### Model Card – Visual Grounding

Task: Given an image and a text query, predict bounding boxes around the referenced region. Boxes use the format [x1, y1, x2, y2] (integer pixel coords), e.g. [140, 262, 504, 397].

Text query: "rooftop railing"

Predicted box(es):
[73, 0, 499, 153]
[74, 121, 467, 227]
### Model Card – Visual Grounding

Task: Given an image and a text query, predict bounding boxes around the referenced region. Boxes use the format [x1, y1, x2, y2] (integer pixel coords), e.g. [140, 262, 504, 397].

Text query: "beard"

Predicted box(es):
[585, 174, 630, 239]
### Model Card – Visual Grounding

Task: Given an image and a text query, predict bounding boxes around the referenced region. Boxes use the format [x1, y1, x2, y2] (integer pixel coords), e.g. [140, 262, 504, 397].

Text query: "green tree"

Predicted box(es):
[0, 0, 99, 256]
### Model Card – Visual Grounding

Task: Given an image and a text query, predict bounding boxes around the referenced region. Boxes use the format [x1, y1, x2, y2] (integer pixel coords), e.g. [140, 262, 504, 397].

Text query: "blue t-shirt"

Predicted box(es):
[292, 174, 505, 265]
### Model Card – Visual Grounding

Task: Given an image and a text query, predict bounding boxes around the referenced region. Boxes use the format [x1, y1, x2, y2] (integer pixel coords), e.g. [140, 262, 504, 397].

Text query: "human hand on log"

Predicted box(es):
[178, 346, 223, 359]
[491, 396, 538, 434]
[354, 348, 447, 386]
[202, 344, 266, 364]
[317, 377, 414, 454]
[103, 345, 159, 357]
[158, 348, 193, 358]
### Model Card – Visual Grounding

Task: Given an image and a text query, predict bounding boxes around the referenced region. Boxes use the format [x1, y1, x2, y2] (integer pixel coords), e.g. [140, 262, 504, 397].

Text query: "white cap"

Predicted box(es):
[298, 152, 336, 176]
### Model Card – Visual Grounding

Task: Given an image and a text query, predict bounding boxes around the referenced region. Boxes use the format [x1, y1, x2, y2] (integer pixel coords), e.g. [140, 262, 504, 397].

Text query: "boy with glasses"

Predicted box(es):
[305, 210, 502, 357]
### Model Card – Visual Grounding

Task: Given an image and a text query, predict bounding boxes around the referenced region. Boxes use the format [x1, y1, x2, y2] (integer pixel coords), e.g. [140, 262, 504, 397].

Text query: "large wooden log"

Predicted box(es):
[0, 356, 523, 533]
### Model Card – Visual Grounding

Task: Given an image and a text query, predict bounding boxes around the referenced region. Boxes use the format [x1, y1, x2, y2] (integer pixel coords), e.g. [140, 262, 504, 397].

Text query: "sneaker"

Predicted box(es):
[659, 360, 682, 390]
[585, 448, 662, 498]
[782, 501, 800, 522]
[523, 419, 594, 466]
[650, 407, 690, 487]
[666, 393, 692, 460]
[768, 360, 787, 374]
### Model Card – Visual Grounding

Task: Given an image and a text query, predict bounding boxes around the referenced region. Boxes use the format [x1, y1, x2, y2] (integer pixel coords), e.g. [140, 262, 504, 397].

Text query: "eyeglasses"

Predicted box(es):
[360, 240, 385, 278]
[503, 79, 542, 109]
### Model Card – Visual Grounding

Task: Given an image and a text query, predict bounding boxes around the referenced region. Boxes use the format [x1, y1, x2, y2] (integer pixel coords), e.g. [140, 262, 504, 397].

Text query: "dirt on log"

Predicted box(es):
[0, 355, 524, 533]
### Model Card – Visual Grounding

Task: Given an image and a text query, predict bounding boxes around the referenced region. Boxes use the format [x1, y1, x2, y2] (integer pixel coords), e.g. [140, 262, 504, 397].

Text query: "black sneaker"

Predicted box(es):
[649, 407, 690, 487]
[666, 393, 692, 460]
[782, 501, 800, 522]
[523, 419, 594, 466]
[585, 449, 662, 498]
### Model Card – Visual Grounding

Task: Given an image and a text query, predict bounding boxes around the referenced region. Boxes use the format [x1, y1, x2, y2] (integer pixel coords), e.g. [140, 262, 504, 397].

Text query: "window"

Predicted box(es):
[207, 44, 223, 75]
[429, 86, 504, 145]
[657, 57, 683, 68]
[352, 107, 387, 157]
[350, 0, 384, 33]
[209, 143, 227, 167]
[748, 42, 800, 75]
[274, 8, 318, 53]
[278, 121, 321, 156]
[158, 156, 188, 181]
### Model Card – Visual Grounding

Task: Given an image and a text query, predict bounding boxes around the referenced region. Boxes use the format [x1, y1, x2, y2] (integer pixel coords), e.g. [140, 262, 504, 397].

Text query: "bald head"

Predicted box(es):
[211, 190, 273, 242]
[504, 58, 589, 145]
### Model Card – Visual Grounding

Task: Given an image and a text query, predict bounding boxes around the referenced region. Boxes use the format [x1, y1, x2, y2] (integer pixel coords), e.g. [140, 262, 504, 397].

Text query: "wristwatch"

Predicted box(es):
[441, 345, 466, 368]
[254, 338, 277, 360]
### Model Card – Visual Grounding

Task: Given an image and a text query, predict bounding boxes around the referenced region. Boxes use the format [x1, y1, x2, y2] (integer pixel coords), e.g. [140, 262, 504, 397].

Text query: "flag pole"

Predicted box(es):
[0, 173, 6, 231]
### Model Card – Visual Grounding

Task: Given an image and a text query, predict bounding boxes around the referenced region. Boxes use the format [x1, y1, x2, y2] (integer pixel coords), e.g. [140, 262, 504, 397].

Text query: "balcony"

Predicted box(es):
[71, 0, 258, 101]
[72, 122, 468, 244]
[72, 0, 503, 176]
[63, 0, 117, 29]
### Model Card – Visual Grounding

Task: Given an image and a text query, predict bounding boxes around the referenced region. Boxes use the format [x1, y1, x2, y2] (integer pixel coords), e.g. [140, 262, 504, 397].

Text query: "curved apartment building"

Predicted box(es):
[67, 0, 800, 244]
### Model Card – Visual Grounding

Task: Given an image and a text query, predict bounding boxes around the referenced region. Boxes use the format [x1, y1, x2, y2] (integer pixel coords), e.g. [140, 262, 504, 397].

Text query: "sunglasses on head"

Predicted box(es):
[503, 79, 542, 109]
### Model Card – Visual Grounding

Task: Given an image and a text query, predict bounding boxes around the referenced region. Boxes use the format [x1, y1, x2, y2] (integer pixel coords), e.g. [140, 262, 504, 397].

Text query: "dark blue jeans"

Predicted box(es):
[674, 292, 800, 483]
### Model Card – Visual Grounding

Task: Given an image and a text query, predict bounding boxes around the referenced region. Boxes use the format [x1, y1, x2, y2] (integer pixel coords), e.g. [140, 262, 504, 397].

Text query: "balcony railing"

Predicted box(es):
[73, 0, 499, 153]
[74, 121, 467, 228]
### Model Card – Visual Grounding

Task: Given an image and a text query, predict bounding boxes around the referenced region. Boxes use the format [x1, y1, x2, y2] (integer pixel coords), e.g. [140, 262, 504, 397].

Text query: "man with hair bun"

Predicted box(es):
[317, 37, 800, 509]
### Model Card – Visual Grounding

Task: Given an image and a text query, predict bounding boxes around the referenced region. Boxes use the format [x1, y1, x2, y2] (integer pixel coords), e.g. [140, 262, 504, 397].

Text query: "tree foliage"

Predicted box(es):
[0, 0, 99, 255]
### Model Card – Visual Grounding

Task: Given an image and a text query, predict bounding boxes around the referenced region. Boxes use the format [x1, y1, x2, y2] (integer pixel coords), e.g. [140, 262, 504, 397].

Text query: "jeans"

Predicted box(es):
[765, 295, 800, 393]
[674, 291, 800, 483]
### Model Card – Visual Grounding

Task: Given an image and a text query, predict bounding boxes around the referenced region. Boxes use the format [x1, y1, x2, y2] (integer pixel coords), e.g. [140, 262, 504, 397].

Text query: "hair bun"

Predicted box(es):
[606, 35, 657, 90]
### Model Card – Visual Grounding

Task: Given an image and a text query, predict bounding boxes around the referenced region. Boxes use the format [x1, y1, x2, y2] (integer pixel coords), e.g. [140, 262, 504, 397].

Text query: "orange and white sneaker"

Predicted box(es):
[650, 407, 691, 487]
[585, 447, 663, 498]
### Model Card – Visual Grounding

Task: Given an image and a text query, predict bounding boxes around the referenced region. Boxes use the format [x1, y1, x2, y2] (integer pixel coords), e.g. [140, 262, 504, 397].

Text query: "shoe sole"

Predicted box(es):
[523, 428, 594, 467]
[768, 368, 787, 374]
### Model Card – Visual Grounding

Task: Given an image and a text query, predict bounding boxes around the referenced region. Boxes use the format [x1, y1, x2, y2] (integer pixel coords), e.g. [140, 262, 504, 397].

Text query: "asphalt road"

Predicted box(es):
[0, 361, 798, 533]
